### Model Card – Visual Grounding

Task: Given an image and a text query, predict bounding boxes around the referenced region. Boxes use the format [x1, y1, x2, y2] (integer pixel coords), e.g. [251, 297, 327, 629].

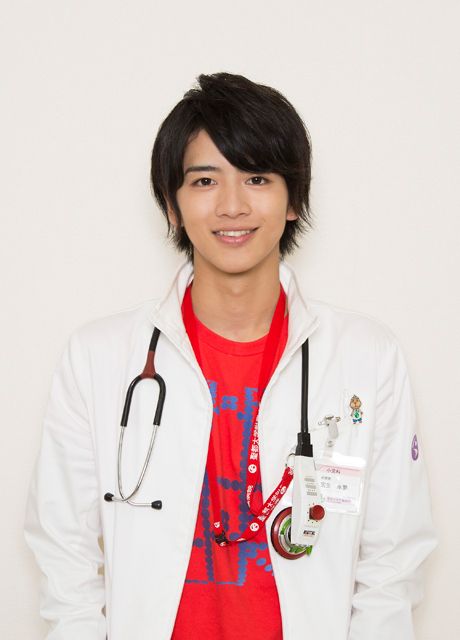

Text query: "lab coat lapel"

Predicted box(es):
[147, 260, 196, 361]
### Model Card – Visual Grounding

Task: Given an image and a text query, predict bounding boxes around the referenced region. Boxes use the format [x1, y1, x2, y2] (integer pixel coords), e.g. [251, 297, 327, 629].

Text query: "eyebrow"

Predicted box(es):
[184, 165, 222, 176]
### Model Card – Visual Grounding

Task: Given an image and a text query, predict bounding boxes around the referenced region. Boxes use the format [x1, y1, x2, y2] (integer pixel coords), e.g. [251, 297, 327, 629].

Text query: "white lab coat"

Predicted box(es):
[25, 260, 437, 640]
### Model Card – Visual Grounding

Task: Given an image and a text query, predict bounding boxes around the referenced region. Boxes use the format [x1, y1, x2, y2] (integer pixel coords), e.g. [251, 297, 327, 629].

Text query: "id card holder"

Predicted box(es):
[315, 451, 366, 515]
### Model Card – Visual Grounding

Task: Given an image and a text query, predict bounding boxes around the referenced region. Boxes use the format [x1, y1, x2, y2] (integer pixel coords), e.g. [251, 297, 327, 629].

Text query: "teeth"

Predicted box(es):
[215, 229, 253, 237]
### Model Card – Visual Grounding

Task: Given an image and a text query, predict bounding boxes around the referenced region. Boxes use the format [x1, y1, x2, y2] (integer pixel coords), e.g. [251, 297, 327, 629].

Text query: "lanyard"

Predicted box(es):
[182, 282, 293, 545]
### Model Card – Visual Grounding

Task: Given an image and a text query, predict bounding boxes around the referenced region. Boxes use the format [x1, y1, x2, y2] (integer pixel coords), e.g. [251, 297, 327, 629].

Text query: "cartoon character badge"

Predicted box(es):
[349, 395, 363, 424]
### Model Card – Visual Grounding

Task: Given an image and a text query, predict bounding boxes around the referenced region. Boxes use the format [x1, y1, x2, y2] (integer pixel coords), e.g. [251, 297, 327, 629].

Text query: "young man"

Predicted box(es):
[25, 72, 436, 639]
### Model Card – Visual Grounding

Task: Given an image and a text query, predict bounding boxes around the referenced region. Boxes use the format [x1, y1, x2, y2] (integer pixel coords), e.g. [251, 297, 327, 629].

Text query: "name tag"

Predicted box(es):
[315, 452, 366, 515]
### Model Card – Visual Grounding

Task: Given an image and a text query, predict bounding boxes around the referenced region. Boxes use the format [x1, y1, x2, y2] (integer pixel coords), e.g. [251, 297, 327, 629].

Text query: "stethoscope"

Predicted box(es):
[104, 327, 318, 559]
[104, 327, 165, 510]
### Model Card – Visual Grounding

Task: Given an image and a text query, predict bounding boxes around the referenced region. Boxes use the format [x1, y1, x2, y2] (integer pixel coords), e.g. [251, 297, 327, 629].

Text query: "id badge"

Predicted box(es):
[315, 452, 366, 515]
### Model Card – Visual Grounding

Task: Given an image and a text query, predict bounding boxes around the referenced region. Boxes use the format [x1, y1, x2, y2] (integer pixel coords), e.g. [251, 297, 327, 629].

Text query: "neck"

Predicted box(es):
[190, 252, 282, 342]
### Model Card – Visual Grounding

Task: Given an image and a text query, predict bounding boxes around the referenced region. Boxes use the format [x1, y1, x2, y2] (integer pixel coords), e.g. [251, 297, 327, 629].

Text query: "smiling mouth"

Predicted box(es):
[213, 228, 258, 237]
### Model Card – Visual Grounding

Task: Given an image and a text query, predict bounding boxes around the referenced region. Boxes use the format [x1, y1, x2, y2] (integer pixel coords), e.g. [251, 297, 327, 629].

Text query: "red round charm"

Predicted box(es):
[309, 504, 325, 521]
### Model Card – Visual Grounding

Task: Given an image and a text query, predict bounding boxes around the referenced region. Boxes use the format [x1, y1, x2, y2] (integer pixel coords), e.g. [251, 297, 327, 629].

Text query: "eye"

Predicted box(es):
[192, 177, 216, 187]
[247, 175, 269, 185]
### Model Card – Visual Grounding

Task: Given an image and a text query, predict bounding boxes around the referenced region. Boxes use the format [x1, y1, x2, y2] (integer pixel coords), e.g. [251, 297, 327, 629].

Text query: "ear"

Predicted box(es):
[166, 199, 179, 228]
[286, 204, 298, 222]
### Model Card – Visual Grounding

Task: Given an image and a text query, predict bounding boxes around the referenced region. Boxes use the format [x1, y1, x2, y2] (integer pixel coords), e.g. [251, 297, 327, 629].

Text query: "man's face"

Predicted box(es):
[167, 129, 298, 276]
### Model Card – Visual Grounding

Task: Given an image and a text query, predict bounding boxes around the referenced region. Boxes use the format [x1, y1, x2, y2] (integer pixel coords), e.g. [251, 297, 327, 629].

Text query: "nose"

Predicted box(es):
[215, 180, 251, 219]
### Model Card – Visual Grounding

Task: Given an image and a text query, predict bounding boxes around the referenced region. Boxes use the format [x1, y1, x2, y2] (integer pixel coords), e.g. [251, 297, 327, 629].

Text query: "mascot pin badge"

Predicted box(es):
[349, 395, 363, 424]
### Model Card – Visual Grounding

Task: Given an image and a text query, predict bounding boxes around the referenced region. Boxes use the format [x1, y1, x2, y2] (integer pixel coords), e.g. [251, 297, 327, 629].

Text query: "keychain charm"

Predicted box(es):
[349, 395, 363, 423]
[271, 504, 325, 560]
[271, 507, 312, 559]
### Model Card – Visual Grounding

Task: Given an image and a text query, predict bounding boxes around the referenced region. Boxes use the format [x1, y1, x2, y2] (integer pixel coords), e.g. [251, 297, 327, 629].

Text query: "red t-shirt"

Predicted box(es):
[171, 284, 288, 640]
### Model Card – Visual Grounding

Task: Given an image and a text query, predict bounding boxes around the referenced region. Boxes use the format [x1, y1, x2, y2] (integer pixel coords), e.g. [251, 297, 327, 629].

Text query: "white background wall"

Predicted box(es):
[1, 1, 458, 637]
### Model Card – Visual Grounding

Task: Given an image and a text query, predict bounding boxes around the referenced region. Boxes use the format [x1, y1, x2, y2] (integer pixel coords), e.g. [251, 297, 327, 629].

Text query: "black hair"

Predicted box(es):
[150, 72, 312, 260]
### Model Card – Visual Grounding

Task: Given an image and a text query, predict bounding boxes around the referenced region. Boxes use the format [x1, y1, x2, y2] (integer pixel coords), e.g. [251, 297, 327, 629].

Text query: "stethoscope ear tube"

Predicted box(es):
[152, 374, 166, 425]
[121, 375, 143, 427]
[121, 372, 166, 427]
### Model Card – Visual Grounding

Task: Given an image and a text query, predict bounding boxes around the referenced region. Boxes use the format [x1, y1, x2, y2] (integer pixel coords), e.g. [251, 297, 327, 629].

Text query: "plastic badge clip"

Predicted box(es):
[318, 414, 341, 447]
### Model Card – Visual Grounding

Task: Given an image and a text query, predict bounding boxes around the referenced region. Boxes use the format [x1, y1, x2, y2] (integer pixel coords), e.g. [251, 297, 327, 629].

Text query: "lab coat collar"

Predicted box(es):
[148, 259, 319, 364]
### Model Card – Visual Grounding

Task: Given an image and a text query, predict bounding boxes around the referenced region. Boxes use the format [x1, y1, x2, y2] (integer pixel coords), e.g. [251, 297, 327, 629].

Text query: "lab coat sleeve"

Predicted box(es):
[24, 331, 106, 639]
[348, 333, 437, 639]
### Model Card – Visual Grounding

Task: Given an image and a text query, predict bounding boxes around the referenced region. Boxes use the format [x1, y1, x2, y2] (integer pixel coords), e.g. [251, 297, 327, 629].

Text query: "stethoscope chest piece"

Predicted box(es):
[270, 507, 312, 560]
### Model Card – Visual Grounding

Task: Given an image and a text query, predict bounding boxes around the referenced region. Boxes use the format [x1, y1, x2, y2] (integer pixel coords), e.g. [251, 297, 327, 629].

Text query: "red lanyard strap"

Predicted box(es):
[182, 283, 289, 545]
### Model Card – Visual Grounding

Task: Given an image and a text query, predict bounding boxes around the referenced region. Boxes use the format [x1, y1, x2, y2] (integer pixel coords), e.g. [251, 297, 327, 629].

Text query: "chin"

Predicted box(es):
[193, 239, 281, 274]
[205, 253, 275, 277]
